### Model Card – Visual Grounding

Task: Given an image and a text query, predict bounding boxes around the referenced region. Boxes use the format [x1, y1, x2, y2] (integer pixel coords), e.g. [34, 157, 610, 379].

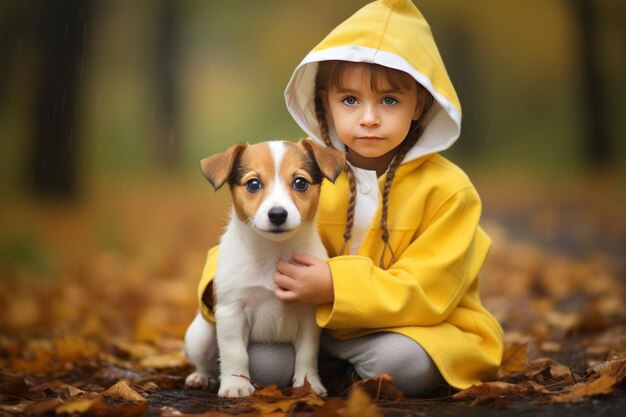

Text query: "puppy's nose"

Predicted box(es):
[268, 207, 288, 226]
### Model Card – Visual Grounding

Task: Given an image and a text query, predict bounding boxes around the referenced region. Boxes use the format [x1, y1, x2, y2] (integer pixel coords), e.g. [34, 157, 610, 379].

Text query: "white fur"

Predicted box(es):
[184, 145, 327, 398]
[252, 142, 303, 234]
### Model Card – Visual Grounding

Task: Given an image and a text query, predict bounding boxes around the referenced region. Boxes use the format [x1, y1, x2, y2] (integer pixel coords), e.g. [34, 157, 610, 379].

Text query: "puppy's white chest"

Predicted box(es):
[240, 287, 303, 343]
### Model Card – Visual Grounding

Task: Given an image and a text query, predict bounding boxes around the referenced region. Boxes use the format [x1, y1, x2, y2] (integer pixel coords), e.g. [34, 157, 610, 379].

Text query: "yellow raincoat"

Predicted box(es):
[198, 0, 503, 390]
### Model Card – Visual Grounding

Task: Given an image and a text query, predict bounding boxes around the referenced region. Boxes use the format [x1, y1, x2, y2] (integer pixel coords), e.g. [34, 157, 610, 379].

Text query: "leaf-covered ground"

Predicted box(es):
[1, 177, 625, 416]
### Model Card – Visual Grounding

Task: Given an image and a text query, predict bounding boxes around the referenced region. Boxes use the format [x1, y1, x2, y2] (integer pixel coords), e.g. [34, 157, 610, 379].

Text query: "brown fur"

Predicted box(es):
[200, 139, 345, 225]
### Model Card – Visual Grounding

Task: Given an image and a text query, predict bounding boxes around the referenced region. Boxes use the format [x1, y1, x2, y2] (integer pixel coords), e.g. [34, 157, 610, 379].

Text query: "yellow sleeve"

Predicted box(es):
[197, 245, 220, 324]
[316, 186, 491, 330]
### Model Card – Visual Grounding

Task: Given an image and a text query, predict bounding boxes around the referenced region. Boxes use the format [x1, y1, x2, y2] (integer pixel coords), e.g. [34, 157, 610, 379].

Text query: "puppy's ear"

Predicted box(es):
[200, 144, 246, 190]
[301, 139, 345, 183]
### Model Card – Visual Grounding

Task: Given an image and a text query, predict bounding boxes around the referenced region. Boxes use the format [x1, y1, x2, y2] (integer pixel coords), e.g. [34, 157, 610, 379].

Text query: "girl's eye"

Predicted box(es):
[342, 96, 358, 106]
[292, 177, 309, 192]
[382, 97, 398, 105]
[245, 179, 263, 193]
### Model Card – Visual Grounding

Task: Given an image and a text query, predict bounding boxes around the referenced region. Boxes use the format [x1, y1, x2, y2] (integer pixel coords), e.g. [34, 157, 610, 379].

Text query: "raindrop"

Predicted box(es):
[64, 22, 69, 39]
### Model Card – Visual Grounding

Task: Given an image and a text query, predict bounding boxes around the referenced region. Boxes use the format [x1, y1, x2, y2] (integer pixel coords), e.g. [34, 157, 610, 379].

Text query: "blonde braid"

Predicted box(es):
[315, 95, 356, 256]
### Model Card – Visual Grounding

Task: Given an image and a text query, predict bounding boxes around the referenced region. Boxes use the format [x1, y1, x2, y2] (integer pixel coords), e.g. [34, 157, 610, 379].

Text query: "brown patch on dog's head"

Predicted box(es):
[278, 140, 345, 223]
[228, 142, 276, 224]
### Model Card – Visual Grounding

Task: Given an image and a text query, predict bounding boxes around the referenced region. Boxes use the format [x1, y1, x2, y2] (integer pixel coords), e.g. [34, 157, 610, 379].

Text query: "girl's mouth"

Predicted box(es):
[357, 136, 384, 141]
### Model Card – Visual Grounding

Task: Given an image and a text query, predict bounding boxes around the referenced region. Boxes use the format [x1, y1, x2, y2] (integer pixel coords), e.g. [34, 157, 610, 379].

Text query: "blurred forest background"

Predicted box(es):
[1, 1, 626, 414]
[1, 0, 626, 366]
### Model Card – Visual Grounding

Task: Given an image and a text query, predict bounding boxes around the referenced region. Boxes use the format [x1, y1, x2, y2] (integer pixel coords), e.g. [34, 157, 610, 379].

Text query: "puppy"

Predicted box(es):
[184, 139, 345, 398]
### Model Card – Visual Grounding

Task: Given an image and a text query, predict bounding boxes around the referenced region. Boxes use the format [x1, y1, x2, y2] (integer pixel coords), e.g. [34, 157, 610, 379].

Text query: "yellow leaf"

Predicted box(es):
[103, 379, 147, 403]
[140, 351, 188, 369]
[343, 386, 382, 417]
[253, 384, 284, 399]
[114, 340, 158, 360]
[55, 396, 104, 416]
[134, 316, 162, 344]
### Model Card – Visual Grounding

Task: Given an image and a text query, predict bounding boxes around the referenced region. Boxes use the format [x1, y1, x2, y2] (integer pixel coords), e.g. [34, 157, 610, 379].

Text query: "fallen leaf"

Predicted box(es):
[103, 379, 147, 402]
[55, 334, 100, 363]
[500, 343, 528, 375]
[343, 386, 382, 417]
[31, 380, 86, 399]
[311, 397, 345, 417]
[140, 351, 188, 369]
[55, 396, 104, 416]
[11, 343, 56, 373]
[0, 372, 29, 397]
[248, 378, 325, 413]
[552, 374, 617, 403]
[251, 392, 324, 413]
[592, 358, 626, 380]
[349, 373, 404, 401]
[527, 358, 579, 382]
[253, 384, 284, 399]
[114, 340, 158, 360]
[453, 380, 552, 401]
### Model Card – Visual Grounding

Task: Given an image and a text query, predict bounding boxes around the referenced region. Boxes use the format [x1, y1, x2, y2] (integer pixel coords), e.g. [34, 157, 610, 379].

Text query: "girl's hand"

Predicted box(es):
[273, 253, 334, 305]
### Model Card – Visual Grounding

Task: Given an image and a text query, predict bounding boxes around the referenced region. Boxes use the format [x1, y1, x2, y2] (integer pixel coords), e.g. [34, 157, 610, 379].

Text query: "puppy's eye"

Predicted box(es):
[245, 179, 263, 193]
[292, 177, 309, 192]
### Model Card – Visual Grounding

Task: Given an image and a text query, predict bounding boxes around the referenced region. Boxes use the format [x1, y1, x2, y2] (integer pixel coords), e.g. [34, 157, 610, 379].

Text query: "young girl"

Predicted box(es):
[196, 0, 503, 396]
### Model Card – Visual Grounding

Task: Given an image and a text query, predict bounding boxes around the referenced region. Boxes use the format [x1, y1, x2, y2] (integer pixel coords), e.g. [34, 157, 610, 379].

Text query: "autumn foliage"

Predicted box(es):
[1, 180, 625, 415]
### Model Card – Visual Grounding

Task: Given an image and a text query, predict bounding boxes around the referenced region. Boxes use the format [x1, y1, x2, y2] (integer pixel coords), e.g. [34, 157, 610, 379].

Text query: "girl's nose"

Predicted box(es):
[359, 103, 380, 127]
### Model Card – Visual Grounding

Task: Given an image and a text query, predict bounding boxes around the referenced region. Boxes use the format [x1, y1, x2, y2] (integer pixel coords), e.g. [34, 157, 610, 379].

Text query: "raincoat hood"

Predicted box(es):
[285, 0, 461, 163]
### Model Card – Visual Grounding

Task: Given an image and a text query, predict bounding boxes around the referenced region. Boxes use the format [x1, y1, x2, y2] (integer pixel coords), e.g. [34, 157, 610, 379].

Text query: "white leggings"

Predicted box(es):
[247, 331, 444, 397]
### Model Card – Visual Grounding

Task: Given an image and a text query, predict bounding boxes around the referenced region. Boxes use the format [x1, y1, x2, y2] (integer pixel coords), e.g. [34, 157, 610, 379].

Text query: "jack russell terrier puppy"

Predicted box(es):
[184, 139, 345, 398]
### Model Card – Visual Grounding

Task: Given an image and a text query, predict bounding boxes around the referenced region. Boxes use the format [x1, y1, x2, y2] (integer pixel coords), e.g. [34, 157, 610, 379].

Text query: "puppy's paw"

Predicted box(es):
[294, 373, 327, 398]
[310, 379, 327, 398]
[218, 375, 255, 398]
[185, 372, 217, 390]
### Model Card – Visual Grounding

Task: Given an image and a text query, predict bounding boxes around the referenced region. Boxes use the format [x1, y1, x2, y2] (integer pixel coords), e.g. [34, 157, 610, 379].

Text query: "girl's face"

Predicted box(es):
[324, 64, 426, 167]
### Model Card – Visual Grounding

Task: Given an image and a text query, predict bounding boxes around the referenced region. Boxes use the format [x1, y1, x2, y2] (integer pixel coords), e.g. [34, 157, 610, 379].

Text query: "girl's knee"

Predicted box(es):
[247, 343, 294, 388]
[353, 334, 444, 396]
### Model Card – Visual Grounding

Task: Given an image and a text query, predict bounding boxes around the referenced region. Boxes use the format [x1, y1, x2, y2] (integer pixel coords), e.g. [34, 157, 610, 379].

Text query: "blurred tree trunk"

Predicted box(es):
[29, 0, 92, 199]
[441, 20, 481, 161]
[153, 0, 179, 170]
[572, 0, 610, 169]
